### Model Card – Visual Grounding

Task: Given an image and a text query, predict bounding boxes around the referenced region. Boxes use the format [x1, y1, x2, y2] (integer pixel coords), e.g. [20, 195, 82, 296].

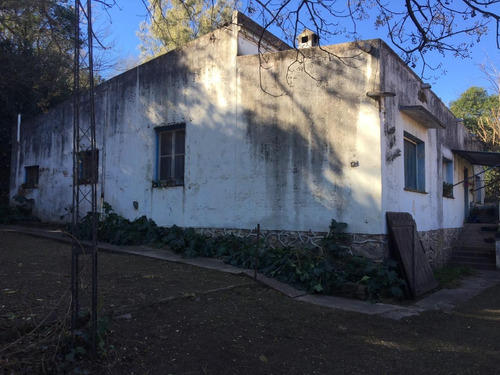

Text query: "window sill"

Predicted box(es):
[404, 188, 428, 195]
[152, 180, 184, 188]
[21, 183, 38, 189]
[443, 195, 455, 199]
[77, 178, 97, 185]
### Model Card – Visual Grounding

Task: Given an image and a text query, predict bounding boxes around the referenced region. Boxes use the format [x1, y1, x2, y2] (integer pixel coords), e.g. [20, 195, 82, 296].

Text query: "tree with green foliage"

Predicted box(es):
[137, 0, 236, 62]
[0, 0, 76, 114]
[450, 87, 498, 135]
[0, 0, 76, 200]
[450, 86, 500, 201]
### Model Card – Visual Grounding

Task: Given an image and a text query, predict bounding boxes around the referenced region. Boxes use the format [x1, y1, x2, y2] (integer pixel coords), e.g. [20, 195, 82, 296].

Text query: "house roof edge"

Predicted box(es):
[232, 11, 292, 51]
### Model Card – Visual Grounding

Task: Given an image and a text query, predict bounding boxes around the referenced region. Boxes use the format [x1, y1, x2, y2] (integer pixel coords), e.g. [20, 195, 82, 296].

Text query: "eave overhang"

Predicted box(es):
[453, 149, 500, 167]
[399, 105, 446, 129]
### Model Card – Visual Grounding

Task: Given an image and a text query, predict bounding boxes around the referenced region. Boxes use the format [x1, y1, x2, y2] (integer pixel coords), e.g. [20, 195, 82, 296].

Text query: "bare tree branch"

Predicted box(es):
[240, 0, 500, 76]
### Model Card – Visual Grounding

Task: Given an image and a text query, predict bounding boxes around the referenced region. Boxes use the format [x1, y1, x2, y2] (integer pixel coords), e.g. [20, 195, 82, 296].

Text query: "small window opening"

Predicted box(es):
[443, 157, 453, 198]
[23, 166, 39, 188]
[77, 149, 98, 185]
[154, 124, 186, 187]
[404, 132, 425, 193]
[301, 36, 308, 43]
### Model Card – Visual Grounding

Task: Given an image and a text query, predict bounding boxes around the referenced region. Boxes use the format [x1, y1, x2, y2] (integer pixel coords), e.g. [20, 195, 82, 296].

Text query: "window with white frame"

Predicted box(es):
[443, 157, 454, 198]
[404, 132, 425, 192]
[156, 124, 185, 187]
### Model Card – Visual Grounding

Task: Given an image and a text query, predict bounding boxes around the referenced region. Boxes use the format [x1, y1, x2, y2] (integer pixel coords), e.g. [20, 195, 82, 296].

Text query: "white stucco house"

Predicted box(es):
[10, 12, 489, 267]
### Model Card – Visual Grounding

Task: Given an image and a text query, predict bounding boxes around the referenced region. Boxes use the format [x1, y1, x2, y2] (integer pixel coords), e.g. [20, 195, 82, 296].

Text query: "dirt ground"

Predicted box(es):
[1, 230, 500, 374]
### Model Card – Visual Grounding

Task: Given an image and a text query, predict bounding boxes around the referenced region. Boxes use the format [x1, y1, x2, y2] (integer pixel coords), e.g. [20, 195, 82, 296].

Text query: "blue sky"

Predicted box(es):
[101, 1, 500, 106]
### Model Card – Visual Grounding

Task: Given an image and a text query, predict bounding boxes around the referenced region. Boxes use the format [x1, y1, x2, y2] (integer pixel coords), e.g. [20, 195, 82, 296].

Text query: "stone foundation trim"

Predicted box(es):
[196, 227, 325, 249]
[351, 234, 389, 260]
[195, 227, 390, 258]
[419, 227, 463, 270]
[195, 226, 463, 269]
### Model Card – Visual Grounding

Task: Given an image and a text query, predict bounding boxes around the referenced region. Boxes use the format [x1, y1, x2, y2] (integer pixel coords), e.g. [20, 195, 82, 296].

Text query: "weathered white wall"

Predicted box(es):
[379, 41, 478, 232]
[10, 15, 480, 245]
[100, 24, 241, 228]
[10, 104, 76, 222]
[10, 23, 241, 225]
[236, 42, 383, 234]
[10, 27, 384, 234]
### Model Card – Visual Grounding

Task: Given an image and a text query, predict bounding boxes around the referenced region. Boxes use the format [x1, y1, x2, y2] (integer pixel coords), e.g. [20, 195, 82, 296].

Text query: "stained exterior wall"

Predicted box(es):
[10, 20, 384, 236]
[10, 22, 241, 225]
[10, 104, 74, 220]
[10, 13, 479, 263]
[379, 41, 481, 232]
[102, 24, 242, 227]
[236, 42, 383, 235]
[377, 40, 482, 262]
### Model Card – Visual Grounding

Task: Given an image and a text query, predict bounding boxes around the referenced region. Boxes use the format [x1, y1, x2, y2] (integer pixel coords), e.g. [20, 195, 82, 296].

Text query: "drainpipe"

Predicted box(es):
[16, 114, 21, 184]
[100, 89, 108, 214]
[17, 114, 21, 143]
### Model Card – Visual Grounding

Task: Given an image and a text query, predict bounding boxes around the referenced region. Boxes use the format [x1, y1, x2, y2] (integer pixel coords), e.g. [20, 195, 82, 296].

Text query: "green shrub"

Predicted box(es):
[342, 256, 406, 299]
[0, 195, 36, 224]
[72, 203, 406, 300]
[322, 219, 351, 257]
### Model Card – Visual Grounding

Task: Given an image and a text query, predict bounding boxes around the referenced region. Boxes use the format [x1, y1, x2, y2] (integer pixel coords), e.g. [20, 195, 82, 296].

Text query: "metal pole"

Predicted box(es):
[71, 0, 81, 332]
[87, 0, 98, 354]
[412, 228, 416, 298]
[254, 224, 260, 280]
[453, 164, 500, 187]
[71, 0, 98, 354]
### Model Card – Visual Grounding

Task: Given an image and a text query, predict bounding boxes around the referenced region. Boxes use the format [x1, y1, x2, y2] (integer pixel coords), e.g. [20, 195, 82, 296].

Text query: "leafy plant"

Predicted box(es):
[57, 311, 110, 371]
[71, 203, 407, 301]
[0, 195, 37, 224]
[342, 257, 406, 300]
[443, 182, 454, 198]
[259, 247, 343, 294]
[322, 219, 351, 257]
[73, 203, 160, 246]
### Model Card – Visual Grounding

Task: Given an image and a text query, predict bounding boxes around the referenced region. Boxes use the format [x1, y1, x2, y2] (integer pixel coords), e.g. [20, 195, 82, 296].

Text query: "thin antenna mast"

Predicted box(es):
[71, 0, 99, 353]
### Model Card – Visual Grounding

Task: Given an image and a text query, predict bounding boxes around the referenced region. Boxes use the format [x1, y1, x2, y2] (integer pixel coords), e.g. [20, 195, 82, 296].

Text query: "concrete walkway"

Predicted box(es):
[2, 224, 500, 320]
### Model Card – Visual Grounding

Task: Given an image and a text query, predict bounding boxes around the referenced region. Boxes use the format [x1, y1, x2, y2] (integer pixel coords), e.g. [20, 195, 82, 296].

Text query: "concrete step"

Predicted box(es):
[451, 260, 497, 271]
[453, 248, 495, 258]
[452, 255, 495, 265]
[459, 235, 495, 241]
[452, 223, 497, 270]
[459, 237, 495, 248]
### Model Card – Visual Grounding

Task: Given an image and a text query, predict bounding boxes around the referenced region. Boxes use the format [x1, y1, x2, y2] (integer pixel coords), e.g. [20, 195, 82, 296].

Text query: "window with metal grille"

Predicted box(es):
[77, 150, 98, 185]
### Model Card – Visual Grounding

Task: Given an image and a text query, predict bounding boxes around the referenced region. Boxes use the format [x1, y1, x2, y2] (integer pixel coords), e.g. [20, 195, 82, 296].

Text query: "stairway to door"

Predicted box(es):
[452, 223, 497, 270]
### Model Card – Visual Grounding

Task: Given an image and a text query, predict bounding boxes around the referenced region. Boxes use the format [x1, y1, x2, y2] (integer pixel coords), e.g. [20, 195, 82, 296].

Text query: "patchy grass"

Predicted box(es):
[434, 265, 479, 288]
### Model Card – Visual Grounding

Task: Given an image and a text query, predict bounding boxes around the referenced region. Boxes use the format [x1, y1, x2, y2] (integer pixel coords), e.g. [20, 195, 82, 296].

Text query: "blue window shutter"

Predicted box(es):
[416, 142, 425, 191]
[404, 139, 417, 190]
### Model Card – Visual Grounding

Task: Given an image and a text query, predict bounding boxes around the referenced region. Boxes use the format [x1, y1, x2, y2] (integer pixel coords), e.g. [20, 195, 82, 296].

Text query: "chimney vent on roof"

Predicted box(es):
[297, 29, 319, 48]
